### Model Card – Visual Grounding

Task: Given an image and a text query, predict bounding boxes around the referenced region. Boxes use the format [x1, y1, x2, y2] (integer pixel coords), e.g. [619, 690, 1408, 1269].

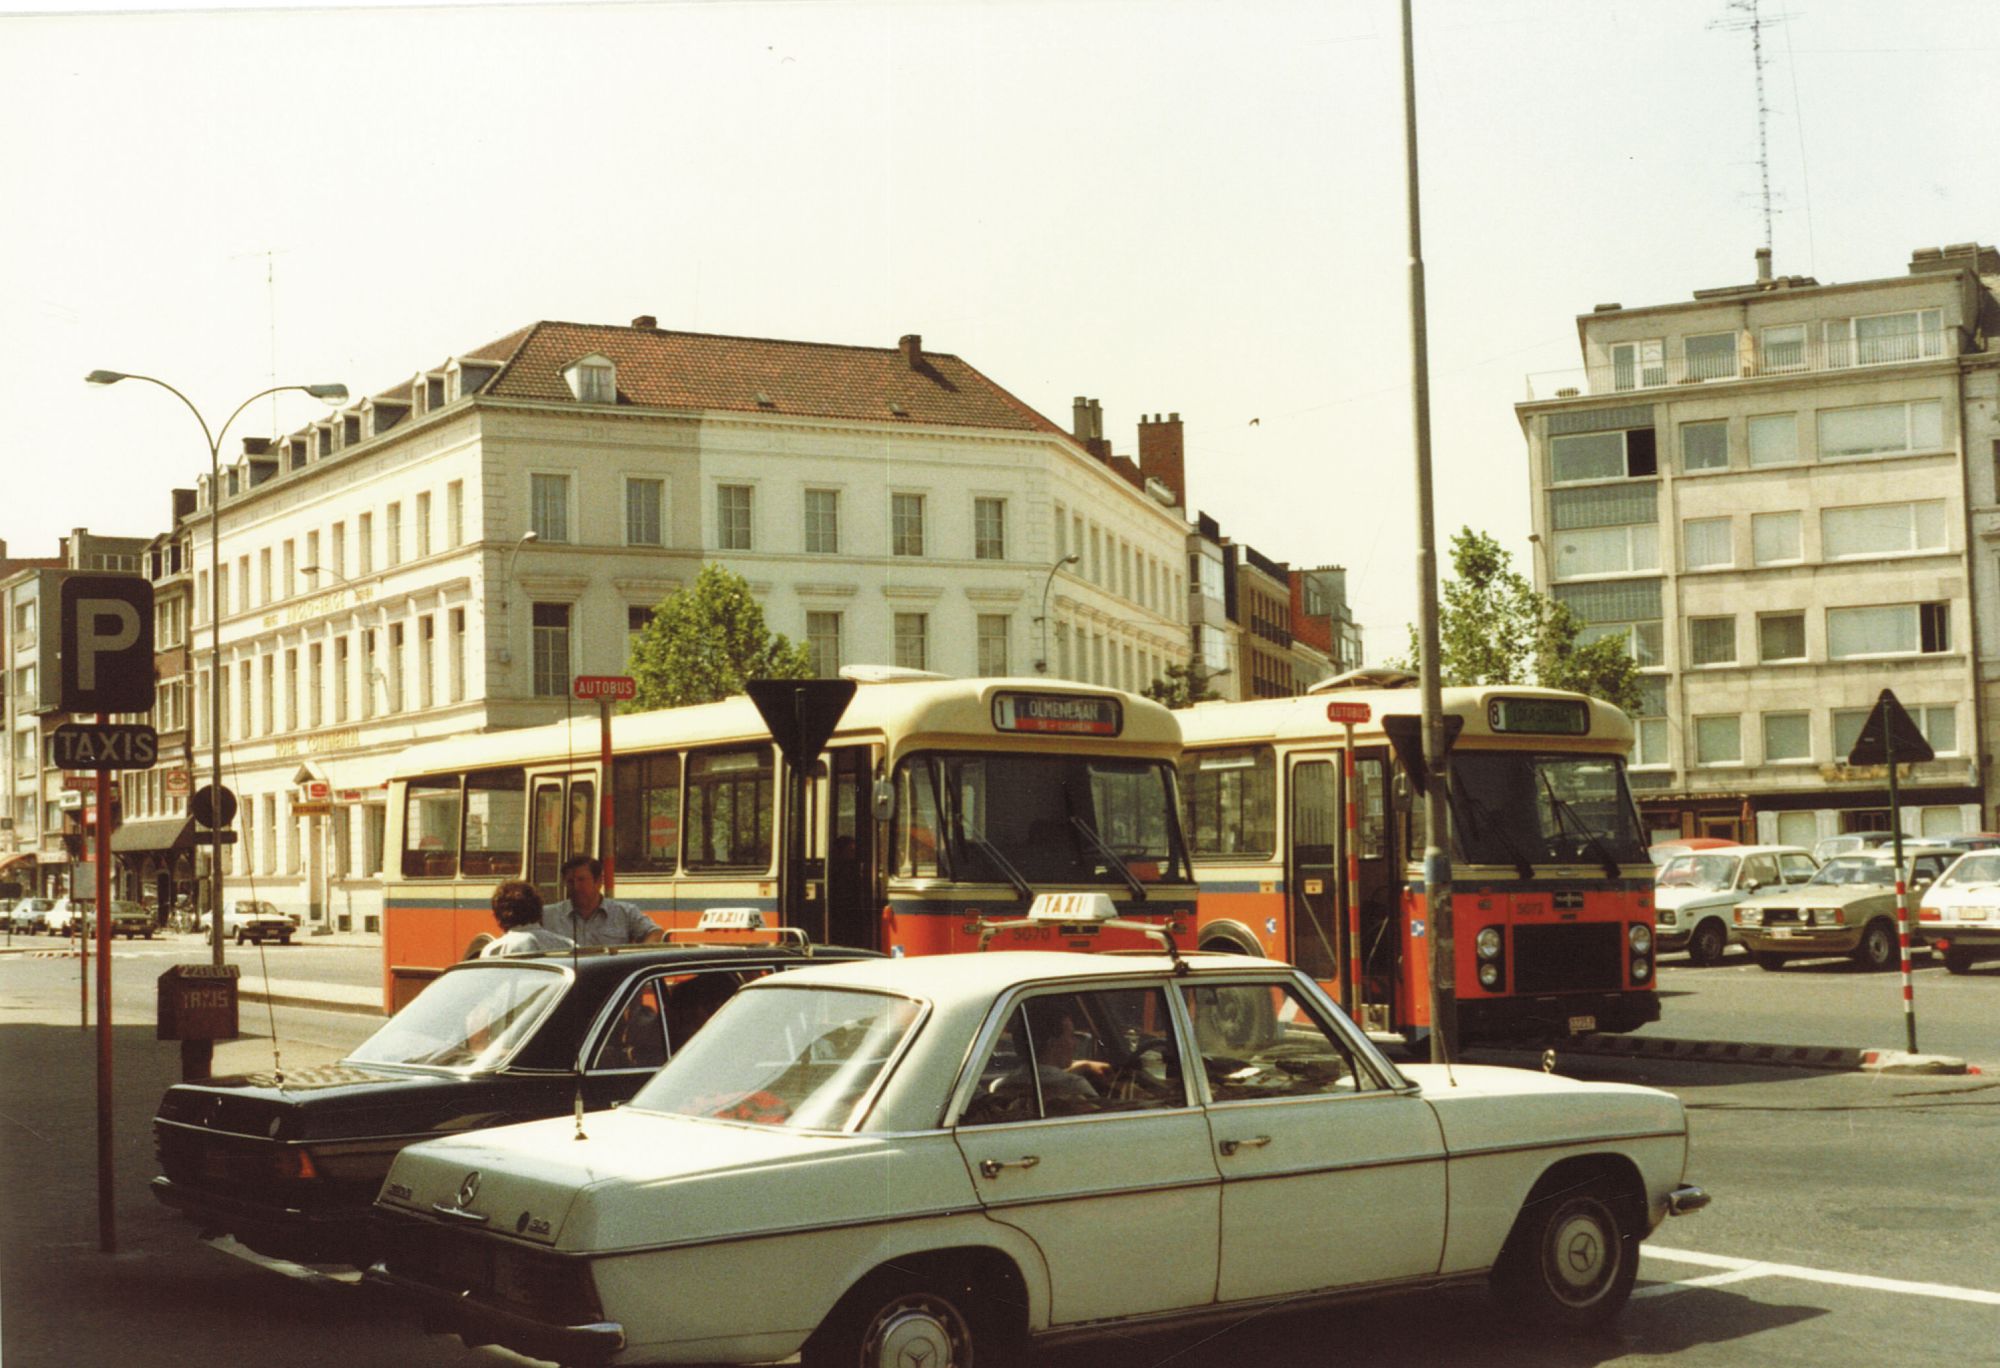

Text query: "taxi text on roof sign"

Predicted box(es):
[990, 692, 1123, 737]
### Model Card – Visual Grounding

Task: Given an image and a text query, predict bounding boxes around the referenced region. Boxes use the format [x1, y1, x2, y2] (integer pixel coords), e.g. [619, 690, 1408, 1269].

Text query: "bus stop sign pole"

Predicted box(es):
[573, 676, 637, 892]
[1327, 701, 1371, 1021]
[1847, 688, 1932, 1054]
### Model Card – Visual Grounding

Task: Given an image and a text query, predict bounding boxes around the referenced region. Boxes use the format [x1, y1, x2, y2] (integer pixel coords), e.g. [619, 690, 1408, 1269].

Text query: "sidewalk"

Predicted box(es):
[0, 929, 387, 1016]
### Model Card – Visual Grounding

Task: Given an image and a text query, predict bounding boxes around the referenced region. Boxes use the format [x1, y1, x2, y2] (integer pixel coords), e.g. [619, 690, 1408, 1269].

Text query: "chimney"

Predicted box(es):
[1755, 247, 1772, 284]
[899, 334, 923, 370]
[631, 314, 657, 330]
[1137, 411, 1187, 508]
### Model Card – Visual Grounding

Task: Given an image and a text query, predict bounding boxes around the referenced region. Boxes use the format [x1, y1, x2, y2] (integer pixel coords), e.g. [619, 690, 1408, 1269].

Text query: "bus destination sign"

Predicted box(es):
[991, 692, 1123, 737]
[1488, 696, 1590, 737]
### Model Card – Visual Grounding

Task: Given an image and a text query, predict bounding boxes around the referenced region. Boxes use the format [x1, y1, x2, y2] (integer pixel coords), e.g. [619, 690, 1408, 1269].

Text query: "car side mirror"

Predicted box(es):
[1743, 880, 1762, 893]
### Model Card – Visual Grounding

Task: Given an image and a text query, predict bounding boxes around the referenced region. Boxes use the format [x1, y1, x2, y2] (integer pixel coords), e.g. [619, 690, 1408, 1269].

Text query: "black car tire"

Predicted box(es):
[1687, 919, 1729, 967]
[1491, 1182, 1638, 1329]
[1853, 921, 1896, 972]
[1754, 951, 1787, 971]
[235, 930, 247, 946]
[803, 1271, 1014, 1368]
[1943, 948, 1975, 975]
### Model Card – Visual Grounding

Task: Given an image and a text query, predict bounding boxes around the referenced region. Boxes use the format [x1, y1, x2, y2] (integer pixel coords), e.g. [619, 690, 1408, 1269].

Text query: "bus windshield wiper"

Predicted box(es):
[1069, 816, 1147, 902]
[1454, 789, 1535, 880]
[963, 834, 1034, 905]
[1537, 769, 1620, 880]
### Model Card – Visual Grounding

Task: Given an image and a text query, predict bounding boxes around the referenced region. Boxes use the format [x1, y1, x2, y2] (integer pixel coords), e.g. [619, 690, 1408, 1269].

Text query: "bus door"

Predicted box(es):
[1287, 758, 1343, 988]
[822, 745, 878, 950]
[1344, 749, 1395, 1032]
[528, 771, 597, 903]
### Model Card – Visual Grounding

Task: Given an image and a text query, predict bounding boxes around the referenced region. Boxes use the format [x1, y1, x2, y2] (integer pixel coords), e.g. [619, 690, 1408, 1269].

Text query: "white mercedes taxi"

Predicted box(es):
[370, 898, 1708, 1368]
[1918, 849, 2000, 974]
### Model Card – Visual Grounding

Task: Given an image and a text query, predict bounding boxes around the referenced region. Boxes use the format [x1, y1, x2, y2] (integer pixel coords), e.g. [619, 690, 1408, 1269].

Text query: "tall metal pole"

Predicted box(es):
[1399, 0, 1456, 1064]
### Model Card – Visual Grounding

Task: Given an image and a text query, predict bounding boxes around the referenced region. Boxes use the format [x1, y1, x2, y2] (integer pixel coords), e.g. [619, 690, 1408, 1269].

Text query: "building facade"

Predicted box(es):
[182, 319, 1191, 937]
[1519, 244, 1998, 846]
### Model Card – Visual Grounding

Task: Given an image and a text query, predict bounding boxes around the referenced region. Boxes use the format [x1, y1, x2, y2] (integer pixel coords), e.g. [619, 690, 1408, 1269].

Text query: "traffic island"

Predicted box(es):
[1488, 1032, 1972, 1075]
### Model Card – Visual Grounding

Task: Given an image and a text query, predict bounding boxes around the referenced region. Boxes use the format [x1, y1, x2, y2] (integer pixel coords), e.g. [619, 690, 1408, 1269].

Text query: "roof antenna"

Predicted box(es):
[563, 683, 589, 1141]
[1712, 0, 1786, 265]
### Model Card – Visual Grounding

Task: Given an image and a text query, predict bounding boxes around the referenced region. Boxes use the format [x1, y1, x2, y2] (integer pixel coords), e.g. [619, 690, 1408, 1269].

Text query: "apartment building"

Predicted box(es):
[1519, 243, 1998, 846]
[183, 319, 1190, 937]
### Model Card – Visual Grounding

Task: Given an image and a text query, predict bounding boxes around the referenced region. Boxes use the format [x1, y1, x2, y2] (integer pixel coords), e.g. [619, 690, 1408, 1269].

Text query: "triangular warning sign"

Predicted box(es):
[1845, 688, 1934, 767]
[746, 678, 857, 769]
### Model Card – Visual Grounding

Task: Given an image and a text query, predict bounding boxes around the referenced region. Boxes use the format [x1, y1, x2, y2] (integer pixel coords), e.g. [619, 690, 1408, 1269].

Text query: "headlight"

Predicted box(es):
[1476, 927, 1502, 959]
[1628, 924, 1653, 954]
[1631, 955, 1651, 982]
[1812, 908, 1845, 926]
[1478, 962, 1500, 987]
[1736, 908, 1761, 926]
[1658, 909, 1676, 926]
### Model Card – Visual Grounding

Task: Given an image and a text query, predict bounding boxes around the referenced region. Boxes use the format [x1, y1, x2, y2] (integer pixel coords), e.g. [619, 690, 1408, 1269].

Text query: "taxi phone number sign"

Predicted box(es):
[991, 692, 1122, 737]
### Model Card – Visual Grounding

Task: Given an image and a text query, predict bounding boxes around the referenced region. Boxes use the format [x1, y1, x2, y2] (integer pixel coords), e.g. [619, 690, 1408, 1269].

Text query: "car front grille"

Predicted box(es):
[1513, 923, 1622, 993]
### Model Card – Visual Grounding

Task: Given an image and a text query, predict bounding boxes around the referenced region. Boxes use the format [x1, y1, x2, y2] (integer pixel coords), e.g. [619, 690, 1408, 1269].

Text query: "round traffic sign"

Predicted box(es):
[190, 783, 238, 829]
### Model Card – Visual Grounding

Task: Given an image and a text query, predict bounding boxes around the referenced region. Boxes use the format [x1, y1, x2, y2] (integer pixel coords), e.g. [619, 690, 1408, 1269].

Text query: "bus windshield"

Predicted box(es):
[1450, 751, 1648, 871]
[893, 753, 1189, 888]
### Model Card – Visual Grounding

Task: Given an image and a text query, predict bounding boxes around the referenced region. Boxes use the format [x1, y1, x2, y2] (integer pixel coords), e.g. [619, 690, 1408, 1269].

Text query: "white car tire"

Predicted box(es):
[805, 1270, 1018, 1368]
[1492, 1181, 1638, 1329]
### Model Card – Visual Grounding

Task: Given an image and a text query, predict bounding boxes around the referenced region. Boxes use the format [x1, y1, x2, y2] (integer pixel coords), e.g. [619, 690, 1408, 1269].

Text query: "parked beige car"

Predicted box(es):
[1735, 850, 1951, 971]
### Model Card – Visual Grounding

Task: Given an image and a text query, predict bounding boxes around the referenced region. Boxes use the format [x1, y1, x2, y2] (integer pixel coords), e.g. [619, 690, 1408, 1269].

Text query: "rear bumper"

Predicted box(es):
[150, 1175, 376, 1266]
[365, 1263, 625, 1366]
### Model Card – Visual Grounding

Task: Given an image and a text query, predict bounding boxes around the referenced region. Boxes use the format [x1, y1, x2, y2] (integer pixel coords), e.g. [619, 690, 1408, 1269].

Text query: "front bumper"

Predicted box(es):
[366, 1262, 625, 1366]
[1666, 1184, 1710, 1216]
[1739, 926, 1861, 955]
[1458, 989, 1660, 1043]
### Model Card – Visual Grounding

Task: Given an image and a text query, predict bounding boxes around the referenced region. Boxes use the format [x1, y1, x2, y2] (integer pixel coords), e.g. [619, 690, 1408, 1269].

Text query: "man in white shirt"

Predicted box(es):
[544, 856, 662, 947]
[481, 880, 576, 958]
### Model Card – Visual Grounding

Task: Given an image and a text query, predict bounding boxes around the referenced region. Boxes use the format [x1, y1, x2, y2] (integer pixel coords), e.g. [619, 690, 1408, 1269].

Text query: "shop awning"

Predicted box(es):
[0, 852, 35, 873]
[111, 816, 197, 855]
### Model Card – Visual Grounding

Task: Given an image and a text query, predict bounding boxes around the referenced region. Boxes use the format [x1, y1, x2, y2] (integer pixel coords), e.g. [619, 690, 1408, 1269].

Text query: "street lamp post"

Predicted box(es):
[1034, 553, 1081, 675]
[85, 372, 347, 968]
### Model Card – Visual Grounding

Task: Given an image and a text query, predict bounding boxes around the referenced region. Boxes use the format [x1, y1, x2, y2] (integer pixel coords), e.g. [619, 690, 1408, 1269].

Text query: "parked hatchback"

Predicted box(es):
[8, 897, 53, 934]
[1654, 845, 1817, 965]
[1917, 850, 2000, 975]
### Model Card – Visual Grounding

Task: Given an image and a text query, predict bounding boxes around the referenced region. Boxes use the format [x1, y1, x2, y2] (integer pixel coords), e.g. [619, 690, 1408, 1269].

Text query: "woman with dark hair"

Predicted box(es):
[481, 881, 575, 958]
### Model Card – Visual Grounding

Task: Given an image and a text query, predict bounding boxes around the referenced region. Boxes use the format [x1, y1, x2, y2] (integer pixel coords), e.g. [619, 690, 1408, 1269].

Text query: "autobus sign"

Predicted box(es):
[1487, 696, 1590, 736]
[573, 675, 637, 701]
[991, 692, 1122, 737]
[1325, 701, 1371, 725]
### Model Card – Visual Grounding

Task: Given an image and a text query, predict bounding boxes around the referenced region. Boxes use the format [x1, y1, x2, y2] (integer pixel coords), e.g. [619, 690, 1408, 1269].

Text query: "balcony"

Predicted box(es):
[1525, 327, 1961, 402]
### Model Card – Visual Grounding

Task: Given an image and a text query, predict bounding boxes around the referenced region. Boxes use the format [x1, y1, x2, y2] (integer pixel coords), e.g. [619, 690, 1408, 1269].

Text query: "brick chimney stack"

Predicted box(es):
[900, 334, 923, 370]
[1137, 411, 1186, 508]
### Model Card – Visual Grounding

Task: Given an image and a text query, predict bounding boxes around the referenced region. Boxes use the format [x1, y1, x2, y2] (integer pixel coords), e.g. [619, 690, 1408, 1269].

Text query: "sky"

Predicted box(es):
[4, 0, 1999, 657]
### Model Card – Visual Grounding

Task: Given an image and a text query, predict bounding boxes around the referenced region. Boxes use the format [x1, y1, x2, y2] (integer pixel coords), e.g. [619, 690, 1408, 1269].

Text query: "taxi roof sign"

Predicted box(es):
[697, 907, 767, 932]
[1026, 892, 1120, 925]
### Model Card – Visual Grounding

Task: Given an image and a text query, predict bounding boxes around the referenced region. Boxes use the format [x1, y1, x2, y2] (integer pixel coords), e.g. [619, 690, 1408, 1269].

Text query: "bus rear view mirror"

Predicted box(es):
[873, 778, 893, 823]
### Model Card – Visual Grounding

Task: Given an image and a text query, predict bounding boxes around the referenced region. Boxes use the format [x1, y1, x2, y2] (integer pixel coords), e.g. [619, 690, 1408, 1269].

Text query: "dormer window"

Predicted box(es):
[425, 374, 446, 411]
[457, 363, 496, 398]
[289, 438, 310, 471]
[342, 414, 361, 445]
[564, 354, 616, 404]
[317, 426, 337, 460]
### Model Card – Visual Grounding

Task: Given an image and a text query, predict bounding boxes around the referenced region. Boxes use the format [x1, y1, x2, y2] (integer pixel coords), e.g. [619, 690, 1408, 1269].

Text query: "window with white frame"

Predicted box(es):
[569, 357, 616, 403]
[1760, 324, 1807, 373]
[333, 638, 349, 722]
[1827, 308, 1943, 367]
[804, 489, 839, 554]
[532, 603, 571, 697]
[1689, 616, 1736, 666]
[530, 474, 570, 543]
[1550, 427, 1658, 483]
[1578, 620, 1663, 668]
[416, 491, 433, 557]
[1763, 712, 1810, 763]
[419, 616, 435, 709]
[308, 643, 323, 727]
[626, 478, 664, 547]
[1695, 715, 1742, 765]
[891, 493, 925, 557]
[1826, 601, 1950, 658]
[1683, 518, 1732, 570]
[1634, 715, 1669, 769]
[449, 608, 466, 703]
[893, 612, 928, 670]
[358, 516, 373, 575]
[1683, 332, 1738, 382]
[1748, 412, 1799, 467]
[716, 485, 752, 551]
[976, 614, 1009, 675]
[258, 548, 272, 606]
[1758, 611, 1805, 663]
[1751, 511, 1802, 565]
[974, 497, 1006, 561]
[1610, 339, 1665, 390]
[1821, 500, 1946, 560]
[1835, 705, 1955, 759]
[1817, 400, 1943, 460]
[1681, 421, 1728, 471]
[806, 611, 842, 677]
[386, 501, 403, 567]
[1554, 524, 1658, 578]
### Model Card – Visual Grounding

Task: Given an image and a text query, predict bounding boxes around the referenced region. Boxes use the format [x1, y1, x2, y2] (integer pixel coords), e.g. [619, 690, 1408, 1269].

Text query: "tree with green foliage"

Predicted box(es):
[626, 563, 813, 709]
[1396, 528, 1640, 716]
[1142, 657, 1223, 709]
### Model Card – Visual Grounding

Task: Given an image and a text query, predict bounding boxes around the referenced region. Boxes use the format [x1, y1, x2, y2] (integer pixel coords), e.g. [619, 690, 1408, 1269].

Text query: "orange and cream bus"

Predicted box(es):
[381, 671, 1195, 1008]
[1177, 677, 1657, 1046]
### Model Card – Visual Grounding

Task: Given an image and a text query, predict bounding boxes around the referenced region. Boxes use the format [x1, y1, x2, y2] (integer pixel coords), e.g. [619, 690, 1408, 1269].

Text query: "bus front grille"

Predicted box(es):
[1513, 923, 1622, 993]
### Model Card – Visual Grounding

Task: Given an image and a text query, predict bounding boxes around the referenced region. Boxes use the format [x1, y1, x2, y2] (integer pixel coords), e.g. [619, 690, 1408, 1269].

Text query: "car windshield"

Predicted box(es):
[1937, 854, 2000, 887]
[345, 964, 568, 1071]
[630, 986, 922, 1132]
[1807, 857, 1896, 888]
[1658, 854, 1739, 890]
[894, 752, 1189, 888]
[1450, 752, 1649, 869]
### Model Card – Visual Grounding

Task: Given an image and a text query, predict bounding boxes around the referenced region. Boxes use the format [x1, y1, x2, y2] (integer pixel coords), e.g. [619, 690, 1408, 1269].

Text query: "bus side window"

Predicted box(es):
[895, 762, 940, 878]
[1355, 759, 1386, 861]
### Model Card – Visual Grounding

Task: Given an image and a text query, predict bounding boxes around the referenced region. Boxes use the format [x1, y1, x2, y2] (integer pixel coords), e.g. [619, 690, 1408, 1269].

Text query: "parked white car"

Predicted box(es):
[1654, 845, 1817, 965]
[372, 905, 1708, 1366]
[49, 896, 95, 937]
[7, 897, 53, 934]
[1918, 850, 2000, 975]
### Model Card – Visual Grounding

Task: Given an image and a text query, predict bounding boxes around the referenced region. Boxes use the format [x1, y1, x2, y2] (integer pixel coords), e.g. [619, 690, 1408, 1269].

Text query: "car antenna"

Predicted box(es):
[565, 690, 588, 1142]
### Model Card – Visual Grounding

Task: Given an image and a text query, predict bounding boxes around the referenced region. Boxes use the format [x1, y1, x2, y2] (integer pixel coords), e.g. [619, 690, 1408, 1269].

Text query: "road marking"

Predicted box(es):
[1643, 1246, 2000, 1306]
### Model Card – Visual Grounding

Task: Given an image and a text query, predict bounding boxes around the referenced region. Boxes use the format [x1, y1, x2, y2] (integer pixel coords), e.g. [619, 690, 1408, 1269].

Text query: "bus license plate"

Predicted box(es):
[1568, 1014, 1596, 1034]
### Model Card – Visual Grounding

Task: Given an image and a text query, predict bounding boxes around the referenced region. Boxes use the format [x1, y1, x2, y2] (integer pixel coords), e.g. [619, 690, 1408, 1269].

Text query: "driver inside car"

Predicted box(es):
[994, 999, 1114, 1112]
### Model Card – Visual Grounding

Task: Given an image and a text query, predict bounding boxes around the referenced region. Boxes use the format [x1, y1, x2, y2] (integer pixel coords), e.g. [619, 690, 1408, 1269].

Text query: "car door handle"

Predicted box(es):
[978, 1156, 1041, 1178]
[1219, 1135, 1271, 1156]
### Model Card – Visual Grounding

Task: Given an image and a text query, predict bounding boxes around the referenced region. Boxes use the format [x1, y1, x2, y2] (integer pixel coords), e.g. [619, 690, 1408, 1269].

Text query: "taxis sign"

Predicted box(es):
[991, 692, 1122, 737]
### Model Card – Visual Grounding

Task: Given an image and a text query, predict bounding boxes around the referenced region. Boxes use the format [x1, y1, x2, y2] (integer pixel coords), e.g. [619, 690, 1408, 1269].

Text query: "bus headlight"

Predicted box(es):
[1628, 923, 1652, 984]
[1628, 924, 1653, 955]
[1631, 955, 1651, 982]
[1478, 961, 1501, 988]
[1476, 927, 1502, 959]
[1473, 924, 1503, 992]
